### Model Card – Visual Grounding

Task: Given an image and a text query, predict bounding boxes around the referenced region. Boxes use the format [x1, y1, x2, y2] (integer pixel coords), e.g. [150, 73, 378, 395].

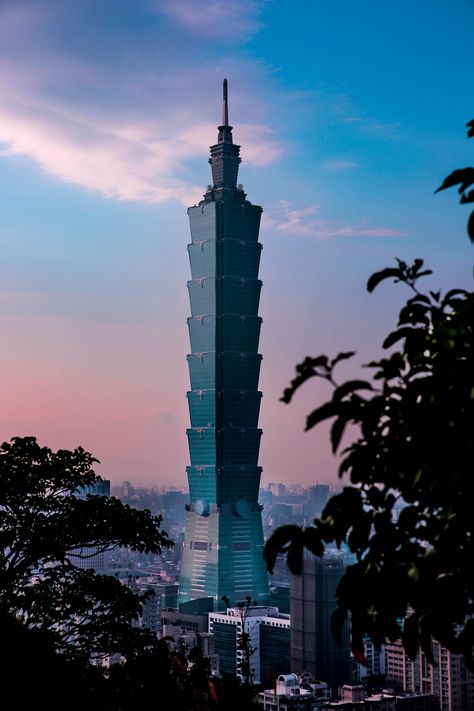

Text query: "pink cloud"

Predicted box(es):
[266, 200, 406, 239]
[0, 83, 285, 207]
[0, 102, 200, 206]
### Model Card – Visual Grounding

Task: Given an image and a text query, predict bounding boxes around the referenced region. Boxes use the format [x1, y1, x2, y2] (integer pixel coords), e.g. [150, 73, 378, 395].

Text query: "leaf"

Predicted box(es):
[409, 294, 431, 304]
[347, 512, 372, 555]
[263, 525, 302, 573]
[435, 167, 474, 194]
[296, 355, 329, 373]
[333, 380, 373, 401]
[456, 618, 474, 672]
[460, 190, 474, 204]
[331, 351, 356, 367]
[280, 355, 330, 403]
[367, 268, 403, 293]
[351, 635, 368, 666]
[382, 326, 420, 349]
[302, 527, 324, 557]
[444, 288, 468, 301]
[305, 401, 338, 431]
[287, 538, 304, 575]
[330, 417, 348, 453]
[402, 614, 420, 660]
[398, 303, 430, 327]
[419, 617, 435, 666]
[468, 210, 474, 243]
[412, 270, 432, 279]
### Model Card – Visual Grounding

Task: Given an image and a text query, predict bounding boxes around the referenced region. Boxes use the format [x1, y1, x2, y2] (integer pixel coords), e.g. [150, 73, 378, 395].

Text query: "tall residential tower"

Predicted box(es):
[179, 81, 269, 608]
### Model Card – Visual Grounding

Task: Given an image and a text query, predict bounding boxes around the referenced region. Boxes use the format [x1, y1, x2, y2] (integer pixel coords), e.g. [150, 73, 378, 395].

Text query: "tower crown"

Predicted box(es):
[209, 79, 241, 190]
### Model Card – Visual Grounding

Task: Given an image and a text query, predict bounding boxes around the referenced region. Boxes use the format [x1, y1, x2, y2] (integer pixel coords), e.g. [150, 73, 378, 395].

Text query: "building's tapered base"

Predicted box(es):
[179, 508, 269, 609]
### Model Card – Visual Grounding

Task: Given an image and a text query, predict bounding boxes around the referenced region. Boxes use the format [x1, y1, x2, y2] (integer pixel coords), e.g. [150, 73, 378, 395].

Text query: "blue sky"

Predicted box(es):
[0, 0, 472, 486]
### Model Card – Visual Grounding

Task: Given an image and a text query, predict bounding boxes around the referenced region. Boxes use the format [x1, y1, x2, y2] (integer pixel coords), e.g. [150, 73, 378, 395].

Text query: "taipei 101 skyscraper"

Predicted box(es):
[179, 81, 269, 608]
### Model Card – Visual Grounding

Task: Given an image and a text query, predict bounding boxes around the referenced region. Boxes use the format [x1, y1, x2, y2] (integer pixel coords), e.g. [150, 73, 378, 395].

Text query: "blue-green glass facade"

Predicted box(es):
[179, 82, 269, 608]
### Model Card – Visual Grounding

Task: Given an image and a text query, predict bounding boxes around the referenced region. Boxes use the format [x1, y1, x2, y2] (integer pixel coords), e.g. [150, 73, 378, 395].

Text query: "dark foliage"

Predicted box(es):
[0, 435, 172, 664]
[265, 121, 474, 668]
[0, 436, 260, 709]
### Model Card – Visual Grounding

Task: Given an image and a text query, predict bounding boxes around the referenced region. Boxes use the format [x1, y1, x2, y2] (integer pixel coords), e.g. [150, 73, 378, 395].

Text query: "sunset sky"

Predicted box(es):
[0, 0, 472, 487]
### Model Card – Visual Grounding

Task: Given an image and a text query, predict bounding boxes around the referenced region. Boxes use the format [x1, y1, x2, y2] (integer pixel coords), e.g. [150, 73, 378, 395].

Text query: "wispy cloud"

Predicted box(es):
[343, 115, 401, 137]
[322, 92, 403, 139]
[321, 158, 357, 170]
[265, 200, 405, 239]
[152, 0, 264, 40]
[0, 0, 284, 206]
[0, 101, 199, 205]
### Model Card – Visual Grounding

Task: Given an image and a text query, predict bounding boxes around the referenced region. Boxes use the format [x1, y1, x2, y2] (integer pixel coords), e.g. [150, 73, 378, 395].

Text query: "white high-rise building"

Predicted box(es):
[386, 637, 474, 711]
[209, 605, 290, 685]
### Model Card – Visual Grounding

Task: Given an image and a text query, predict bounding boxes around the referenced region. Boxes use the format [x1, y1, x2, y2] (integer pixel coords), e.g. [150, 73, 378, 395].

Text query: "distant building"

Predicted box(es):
[256, 673, 331, 711]
[290, 551, 352, 694]
[209, 605, 290, 685]
[174, 632, 219, 673]
[145, 582, 178, 613]
[260, 616, 292, 688]
[358, 636, 386, 682]
[159, 607, 218, 673]
[339, 685, 366, 703]
[386, 637, 474, 710]
[327, 693, 396, 710]
[161, 607, 210, 637]
[139, 584, 162, 633]
[268, 483, 287, 498]
[327, 686, 431, 710]
[307, 485, 330, 519]
[71, 479, 111, 573]
[77, 480, 111, 499]
[270, 583, 291, 614]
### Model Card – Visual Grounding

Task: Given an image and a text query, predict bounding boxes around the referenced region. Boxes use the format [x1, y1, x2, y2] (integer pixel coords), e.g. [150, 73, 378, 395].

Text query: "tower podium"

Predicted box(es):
[179, 81, 269, 608]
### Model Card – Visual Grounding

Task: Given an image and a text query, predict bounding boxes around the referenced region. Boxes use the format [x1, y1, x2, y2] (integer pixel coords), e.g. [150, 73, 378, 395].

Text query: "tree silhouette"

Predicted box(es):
[265, 120, 474, 669]
[0, 436, 260, 709]
[0, 436, 172, 664]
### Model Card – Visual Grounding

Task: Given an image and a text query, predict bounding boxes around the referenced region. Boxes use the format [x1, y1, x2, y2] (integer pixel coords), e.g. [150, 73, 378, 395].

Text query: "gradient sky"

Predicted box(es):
[0, 0, 472, 487]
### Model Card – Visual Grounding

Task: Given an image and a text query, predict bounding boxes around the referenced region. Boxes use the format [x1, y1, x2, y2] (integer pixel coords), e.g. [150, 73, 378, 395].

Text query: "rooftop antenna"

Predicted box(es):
[222, 78, 229, 127]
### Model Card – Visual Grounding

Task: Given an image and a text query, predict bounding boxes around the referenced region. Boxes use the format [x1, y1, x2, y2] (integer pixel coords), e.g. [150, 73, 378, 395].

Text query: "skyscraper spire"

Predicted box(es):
[217, 78, 233, 145]
[222, 78, 229, 127]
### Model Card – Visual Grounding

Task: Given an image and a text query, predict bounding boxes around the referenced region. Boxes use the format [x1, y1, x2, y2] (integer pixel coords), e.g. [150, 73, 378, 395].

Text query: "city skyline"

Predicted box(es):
[0, 1, 473, 487]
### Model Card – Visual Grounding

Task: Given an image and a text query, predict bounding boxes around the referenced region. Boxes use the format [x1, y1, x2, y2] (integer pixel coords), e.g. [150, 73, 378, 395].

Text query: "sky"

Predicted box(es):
[0, 0, 472, 488]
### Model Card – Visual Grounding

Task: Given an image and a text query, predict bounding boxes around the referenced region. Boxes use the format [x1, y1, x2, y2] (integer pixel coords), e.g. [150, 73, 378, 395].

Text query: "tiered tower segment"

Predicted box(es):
[179, 80, 269, 608]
